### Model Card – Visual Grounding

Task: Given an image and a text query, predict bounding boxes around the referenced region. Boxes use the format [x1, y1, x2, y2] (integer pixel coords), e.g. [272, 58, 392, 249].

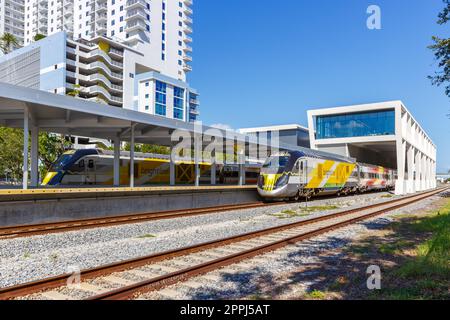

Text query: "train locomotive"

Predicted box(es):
[257, 149, 396, 200]
[42, 149, 261, 186]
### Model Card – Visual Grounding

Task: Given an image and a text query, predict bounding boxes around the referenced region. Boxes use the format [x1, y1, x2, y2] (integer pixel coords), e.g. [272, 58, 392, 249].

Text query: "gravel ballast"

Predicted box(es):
[138, 194, 442, 300]
[0, 192, 399, 288]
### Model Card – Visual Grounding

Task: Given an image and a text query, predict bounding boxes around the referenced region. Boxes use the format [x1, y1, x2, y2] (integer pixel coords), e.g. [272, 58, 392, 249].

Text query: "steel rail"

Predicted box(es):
[0, 202, 285, 239]
[0, 187, 446, 300]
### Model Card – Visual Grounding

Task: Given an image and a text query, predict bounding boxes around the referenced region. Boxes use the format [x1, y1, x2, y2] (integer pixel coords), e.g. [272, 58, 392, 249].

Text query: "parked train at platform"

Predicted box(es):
[257, 149, 396, 201]
[42, 149, 261, 186]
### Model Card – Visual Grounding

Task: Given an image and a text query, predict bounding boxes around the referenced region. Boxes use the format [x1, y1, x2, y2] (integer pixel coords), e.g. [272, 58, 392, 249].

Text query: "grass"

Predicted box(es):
[23, 251, 31, 259]
[137, 234, 157, 239]
[371, 201, 450, 299]
[303, 289, 327, 300]
[270, 205, 341, 219]
[381, 194, 394, 198]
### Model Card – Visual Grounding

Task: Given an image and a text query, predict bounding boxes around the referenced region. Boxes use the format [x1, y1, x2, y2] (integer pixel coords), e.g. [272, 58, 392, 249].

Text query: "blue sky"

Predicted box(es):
[188, 0, 450, 173]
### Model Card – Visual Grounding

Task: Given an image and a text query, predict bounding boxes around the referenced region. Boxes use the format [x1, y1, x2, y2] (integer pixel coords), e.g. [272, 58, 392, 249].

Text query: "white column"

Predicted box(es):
[238, 148, 245, 186]
[407, 145, 414, 193]
[210, 149, 216, 185]
[129, 125, 135, 188]
[30, 125, 39, 187]
[414, 150, 420, 191]
[113, 136, 120, 187]
[170, 145, 175, 186]
[194, 134, 200, 187]
[22, 108, 29, 190]
[395, 140, 406, 195]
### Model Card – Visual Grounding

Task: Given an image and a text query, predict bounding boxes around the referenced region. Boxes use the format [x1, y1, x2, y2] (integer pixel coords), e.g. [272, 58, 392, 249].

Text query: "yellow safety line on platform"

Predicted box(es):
[0, 185, 257, 196]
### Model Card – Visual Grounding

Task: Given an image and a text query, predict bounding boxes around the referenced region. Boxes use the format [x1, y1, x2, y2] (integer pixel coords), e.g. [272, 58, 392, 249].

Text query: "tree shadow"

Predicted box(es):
[187, 196, 449, 300]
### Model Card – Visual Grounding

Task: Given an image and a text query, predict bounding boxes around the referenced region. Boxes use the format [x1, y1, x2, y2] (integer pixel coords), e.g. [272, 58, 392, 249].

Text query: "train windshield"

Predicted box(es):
[50, 154, 74, 171]
[262, 156, 290, 169]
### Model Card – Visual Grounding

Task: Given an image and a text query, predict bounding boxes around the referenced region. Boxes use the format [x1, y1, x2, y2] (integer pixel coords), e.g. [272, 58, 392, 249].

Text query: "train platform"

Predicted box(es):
[0, 185, 259, 227]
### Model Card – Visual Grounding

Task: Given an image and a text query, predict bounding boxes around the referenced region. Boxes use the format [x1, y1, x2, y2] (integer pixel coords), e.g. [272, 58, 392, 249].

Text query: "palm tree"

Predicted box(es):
[0, 33, 20, 54]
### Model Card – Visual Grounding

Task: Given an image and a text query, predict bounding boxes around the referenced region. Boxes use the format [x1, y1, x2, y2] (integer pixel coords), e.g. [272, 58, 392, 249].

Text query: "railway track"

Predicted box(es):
[0, 187, 446, 300]
[0, 201, 287, 239]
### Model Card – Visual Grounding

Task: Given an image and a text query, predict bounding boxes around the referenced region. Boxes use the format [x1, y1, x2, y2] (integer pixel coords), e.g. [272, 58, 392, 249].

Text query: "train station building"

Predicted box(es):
[307, 101, 437, 195]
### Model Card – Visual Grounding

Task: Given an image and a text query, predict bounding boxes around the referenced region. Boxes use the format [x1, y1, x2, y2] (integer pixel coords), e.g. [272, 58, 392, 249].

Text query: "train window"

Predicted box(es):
[79, 160, 85, 168]
[88, 159, 94, 169]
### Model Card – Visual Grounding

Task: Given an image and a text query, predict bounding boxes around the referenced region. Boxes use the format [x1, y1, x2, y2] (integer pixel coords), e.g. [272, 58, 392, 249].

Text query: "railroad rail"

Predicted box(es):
[0, 202, 285, 239]
[0, 187, 446, 300]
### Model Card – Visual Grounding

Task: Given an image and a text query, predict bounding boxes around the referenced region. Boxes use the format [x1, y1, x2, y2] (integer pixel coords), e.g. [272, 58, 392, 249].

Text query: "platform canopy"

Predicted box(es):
[0, 83, 299, 189]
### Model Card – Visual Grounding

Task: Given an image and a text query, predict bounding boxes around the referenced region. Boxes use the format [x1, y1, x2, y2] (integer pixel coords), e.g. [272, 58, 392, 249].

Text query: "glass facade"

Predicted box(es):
[315, 109, 395, 139]
[173, 86, 184, 120]
[155, 80, 167, 116]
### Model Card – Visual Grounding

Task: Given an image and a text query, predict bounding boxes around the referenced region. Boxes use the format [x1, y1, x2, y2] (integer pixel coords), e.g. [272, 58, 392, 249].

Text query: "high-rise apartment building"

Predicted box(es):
[0, 0, 25, 47]
[0, 0, 198, 122]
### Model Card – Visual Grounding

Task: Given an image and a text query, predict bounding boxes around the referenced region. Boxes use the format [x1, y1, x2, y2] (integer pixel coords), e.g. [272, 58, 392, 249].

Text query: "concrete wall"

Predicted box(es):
[0, 187, 260, 227]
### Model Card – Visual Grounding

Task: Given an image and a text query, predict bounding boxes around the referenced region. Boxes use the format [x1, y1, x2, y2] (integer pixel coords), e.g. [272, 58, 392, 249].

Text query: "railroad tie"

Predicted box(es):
[40, 291, 75, 300]
[157, 288, 181, 299]
[127, 269, 162, 279]
[102, 275, 134, 286]
[77, 282, 109, 293]
[180, 280, 204, 290]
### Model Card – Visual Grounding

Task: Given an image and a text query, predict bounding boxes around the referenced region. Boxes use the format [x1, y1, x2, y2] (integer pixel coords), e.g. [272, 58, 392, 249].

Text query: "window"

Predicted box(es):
[315, 109, 396, 139]
[155, 81, 167, 116]
[173, 87, 185, 120]
[145, 105, 149, 111]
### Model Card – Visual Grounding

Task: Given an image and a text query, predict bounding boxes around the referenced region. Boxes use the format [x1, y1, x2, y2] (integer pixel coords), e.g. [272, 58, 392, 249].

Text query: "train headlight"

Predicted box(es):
[275, 174, 289, 189]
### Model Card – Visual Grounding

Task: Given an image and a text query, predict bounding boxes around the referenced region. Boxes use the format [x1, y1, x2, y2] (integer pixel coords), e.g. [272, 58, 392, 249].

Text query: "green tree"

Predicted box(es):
[0, 127, 70, 183]
[0, 127, 25, 182]
[124, 143, 170, 155]
[429, 0, 450, 101]
[33, 34, 46, 41]
[0, 32, 20, 54]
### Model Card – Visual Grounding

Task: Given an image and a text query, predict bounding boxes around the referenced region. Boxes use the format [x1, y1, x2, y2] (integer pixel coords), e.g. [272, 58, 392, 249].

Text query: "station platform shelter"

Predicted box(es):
[0, 83, 297, 190]
[307, 101, 437, 195]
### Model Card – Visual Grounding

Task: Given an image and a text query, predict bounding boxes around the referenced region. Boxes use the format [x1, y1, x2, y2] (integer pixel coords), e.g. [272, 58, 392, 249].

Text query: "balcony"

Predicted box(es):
[183, 25, 193, 34]
[183, 45, 192, 52]
[183, 55, 192, 62]
[183, 35, 192, 43]
[126, 9, 147, 21]
[183, 64, 192, 72]
[183, 0, 193, 5]
[109, 47, 123, 57]
[184, 16, 193, 25]
[189, 98, 199, 105]
[183, 6, 193, 16]
[96, 13, 107, 22]
[126, 20, 147, 32]
[96, 3, 107, 12]
[125, 0, 147, 10]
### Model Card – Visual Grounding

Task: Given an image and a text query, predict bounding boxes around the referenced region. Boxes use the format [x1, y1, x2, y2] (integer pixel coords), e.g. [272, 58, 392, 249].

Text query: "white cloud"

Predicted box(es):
[210, 123, 235, 132]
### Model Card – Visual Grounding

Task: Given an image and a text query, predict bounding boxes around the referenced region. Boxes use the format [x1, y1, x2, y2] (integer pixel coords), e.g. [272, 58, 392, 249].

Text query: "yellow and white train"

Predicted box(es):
[257, 150, 396, 200]
[42, 149, 261, 186]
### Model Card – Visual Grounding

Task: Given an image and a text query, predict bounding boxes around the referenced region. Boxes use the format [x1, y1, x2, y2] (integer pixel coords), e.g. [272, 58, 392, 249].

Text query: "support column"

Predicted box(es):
[210, 148, 216, 185]
[113, 136, 120, 187]
[129, 124, 135, 188]
[407, 145, 414, 193]
[22, 108, 29, 190]
[170, 144, 176, 186]
[30, 125, 39, 187]
[194, 133, 200, 187]
[395, 140, 406, 195]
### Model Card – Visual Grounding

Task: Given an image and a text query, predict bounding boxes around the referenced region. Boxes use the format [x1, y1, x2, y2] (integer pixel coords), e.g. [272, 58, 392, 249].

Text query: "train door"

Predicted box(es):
[85, 158, 96, 185]
[297, 159, 307, 185]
